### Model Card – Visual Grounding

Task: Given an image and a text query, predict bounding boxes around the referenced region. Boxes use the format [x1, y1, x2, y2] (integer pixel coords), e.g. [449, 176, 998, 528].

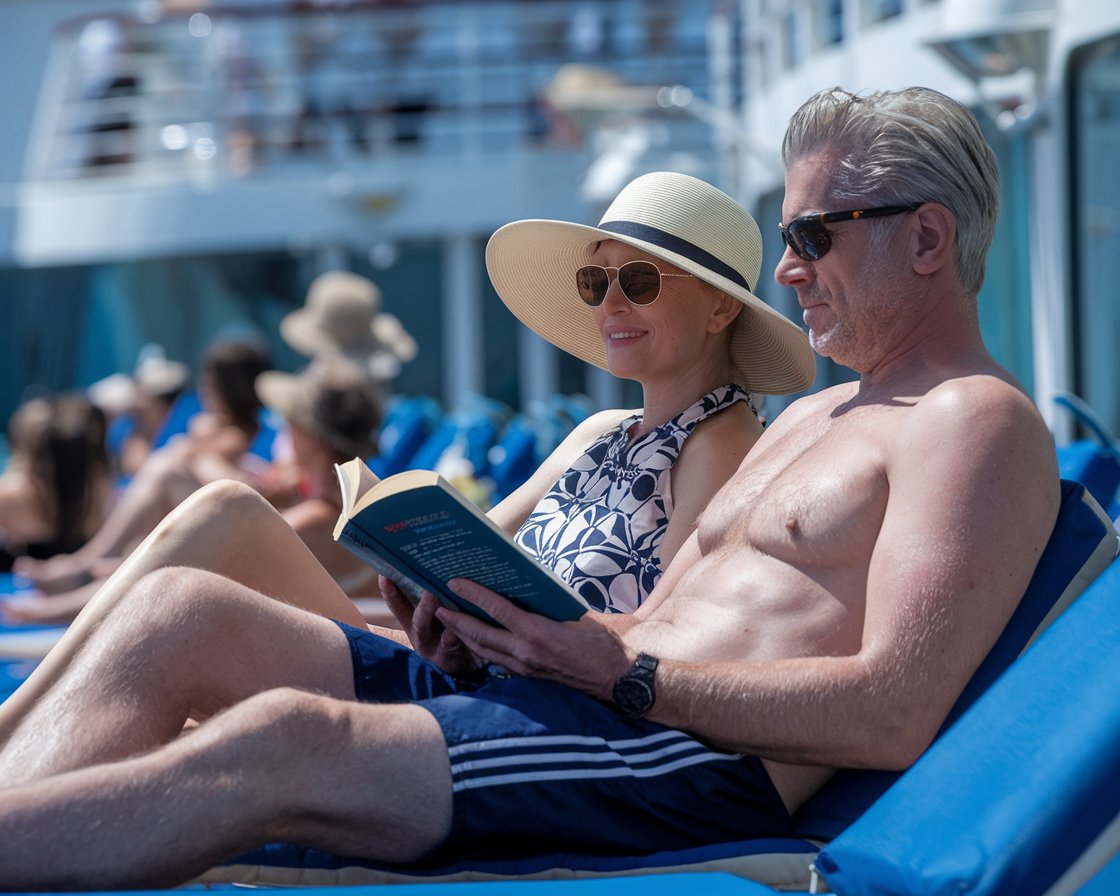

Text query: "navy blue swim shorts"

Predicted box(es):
[336, 621, 791, 858]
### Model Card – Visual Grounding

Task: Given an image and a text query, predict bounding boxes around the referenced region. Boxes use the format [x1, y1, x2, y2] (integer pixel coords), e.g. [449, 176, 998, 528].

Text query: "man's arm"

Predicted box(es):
[642, 380, 1060, 768]
[439, 379, 1060, 771]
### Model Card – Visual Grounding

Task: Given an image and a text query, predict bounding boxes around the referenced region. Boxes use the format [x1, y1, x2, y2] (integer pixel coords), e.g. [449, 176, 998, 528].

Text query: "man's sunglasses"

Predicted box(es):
[779, 204, 921, 262]
[575, 261, 694, 307]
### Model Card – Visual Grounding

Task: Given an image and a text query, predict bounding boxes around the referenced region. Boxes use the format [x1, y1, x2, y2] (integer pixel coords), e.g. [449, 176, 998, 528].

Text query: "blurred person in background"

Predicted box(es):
[4, 357, 385, 626]
[88, 345, 190, 481]
[0, 394, 112, 573]
[253, 357, 385, 600]
[281, 270, 418, 399]
[14, 337, 272, 592]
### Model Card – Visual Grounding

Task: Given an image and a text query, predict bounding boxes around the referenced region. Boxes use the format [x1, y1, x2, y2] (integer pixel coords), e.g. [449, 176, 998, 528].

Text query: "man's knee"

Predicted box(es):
[226, 690, 454, 860]
[221, 688, 360, 785]
[236, 687, 341, 741]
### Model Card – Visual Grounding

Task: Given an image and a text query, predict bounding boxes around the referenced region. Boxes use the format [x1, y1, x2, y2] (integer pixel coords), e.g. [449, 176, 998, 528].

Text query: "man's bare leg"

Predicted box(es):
[0, 480, 366, 746]
[0, 691, 452, 890]
[0, 564, 364, 786]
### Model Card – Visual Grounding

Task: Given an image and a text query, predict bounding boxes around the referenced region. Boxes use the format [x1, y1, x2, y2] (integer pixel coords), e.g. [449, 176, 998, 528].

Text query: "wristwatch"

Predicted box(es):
[613, 653, 659, 719]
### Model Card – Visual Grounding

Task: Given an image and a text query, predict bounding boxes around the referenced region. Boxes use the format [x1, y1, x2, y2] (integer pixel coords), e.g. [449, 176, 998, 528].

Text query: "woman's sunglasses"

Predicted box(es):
[575, 261, 694, 308]
[779, 204, 921, 262]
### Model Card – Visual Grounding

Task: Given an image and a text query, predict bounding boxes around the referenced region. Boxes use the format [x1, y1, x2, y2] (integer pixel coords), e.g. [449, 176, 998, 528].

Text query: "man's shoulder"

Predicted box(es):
[918, 370, 1042, 427]
[895, 369, 1057, 489]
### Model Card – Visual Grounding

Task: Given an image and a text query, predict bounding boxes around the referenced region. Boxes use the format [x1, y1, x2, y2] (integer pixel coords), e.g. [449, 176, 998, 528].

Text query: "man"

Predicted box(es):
[0, 86, 1058, 889]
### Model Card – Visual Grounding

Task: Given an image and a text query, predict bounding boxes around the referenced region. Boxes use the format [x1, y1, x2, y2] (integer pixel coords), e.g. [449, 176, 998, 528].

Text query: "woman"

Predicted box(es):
[3, 357, 385, 625]
[0, 172, 812, 731]
[13, 337, 272, 593]
[486, 170, 815, 611]
[0, 394, 111, 573]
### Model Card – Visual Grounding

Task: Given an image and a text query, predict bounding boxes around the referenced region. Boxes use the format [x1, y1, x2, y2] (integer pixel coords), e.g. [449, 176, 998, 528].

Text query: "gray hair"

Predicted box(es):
[781, 87, 999, 296]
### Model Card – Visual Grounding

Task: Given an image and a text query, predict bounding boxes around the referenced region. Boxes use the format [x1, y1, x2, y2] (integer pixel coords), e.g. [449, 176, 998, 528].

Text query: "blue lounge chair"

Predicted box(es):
[1054, 392, 1120, 516]
[369, 396, 443, 478]
[817, 549, 1120, 894]
[205, 479, 1119, 894]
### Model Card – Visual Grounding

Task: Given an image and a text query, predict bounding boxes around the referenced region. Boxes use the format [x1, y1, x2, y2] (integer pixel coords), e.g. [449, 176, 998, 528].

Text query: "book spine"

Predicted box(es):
[337, 520, 426, 606]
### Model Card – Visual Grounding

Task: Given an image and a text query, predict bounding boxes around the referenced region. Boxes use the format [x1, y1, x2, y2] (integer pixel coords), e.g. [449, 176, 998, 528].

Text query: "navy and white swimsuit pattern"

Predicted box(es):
[513, 383, 753, 613]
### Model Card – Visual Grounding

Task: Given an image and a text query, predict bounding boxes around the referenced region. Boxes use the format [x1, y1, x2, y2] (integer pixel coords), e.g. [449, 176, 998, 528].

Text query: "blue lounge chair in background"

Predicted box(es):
[368, 395, 443, 478]
[407, 395, 509, 481]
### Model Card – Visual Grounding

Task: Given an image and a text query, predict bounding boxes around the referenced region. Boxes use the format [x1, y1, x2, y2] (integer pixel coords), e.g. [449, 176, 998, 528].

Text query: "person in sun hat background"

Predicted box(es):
[280, 270, 419, 393]
[2, 356, 388, 626]
[253, 356, 387, 602]
[264, 269, 417, 518]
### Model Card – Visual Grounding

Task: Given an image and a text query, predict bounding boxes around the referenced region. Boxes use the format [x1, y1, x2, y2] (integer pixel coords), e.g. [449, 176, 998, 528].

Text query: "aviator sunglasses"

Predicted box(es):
[575, 260, 694, 307]
[779, 204, 921, 262]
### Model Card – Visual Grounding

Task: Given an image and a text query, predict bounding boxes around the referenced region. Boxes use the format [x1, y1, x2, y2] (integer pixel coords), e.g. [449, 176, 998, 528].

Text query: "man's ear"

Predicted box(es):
[707, 291, 744, 335]
[911, 203, 955, 275]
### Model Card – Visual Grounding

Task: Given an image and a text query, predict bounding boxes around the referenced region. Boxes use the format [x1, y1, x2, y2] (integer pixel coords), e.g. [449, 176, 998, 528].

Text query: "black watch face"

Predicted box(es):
[616, 677, 655, 717]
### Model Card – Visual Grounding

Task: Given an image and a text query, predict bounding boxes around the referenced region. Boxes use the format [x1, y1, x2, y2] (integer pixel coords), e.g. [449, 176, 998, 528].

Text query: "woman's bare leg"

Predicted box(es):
[15, 443, 204, 592]
[0, 479, 365, 743]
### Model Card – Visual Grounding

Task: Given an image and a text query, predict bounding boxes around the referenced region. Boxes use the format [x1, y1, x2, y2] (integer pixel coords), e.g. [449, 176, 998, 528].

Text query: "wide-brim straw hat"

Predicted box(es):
[485, 171, 815, 395]
[133, 354, 189, 398]
[87, 348, 190, 415]
[87, 373, 138, 416]
[255, 357, 383, 460]
[281, 271, 418, 382]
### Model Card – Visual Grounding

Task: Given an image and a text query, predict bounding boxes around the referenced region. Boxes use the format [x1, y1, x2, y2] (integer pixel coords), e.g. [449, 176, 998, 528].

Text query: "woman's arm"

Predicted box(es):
[486, 408, 633, 535]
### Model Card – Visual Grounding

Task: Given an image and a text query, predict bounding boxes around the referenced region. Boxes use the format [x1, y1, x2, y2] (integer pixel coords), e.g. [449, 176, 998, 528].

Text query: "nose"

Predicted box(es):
[597, 273, 630, 312]
[774, 247, 813, 289]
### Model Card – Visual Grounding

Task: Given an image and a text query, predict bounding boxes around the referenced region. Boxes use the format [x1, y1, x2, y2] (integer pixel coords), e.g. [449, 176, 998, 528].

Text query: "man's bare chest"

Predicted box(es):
[698, 412, 892, 569]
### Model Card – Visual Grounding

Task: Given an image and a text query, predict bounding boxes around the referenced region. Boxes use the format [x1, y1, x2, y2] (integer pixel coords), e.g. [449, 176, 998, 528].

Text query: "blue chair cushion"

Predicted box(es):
[816, 544, 1120, 896]
[1057, 439, 1120, 512]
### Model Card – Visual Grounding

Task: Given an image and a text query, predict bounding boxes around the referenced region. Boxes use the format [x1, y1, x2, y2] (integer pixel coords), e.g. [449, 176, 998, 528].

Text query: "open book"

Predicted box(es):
[333, 458, 590, 623]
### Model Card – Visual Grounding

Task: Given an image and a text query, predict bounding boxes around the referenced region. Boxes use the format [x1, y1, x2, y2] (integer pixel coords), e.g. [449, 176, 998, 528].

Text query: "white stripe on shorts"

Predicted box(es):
[447, 729, 741, 793]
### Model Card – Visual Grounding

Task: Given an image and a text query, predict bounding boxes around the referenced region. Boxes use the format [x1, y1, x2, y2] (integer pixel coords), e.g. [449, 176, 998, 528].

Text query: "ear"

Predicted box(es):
[910, 203, 955, 275]
[707, 291, 744, 335]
